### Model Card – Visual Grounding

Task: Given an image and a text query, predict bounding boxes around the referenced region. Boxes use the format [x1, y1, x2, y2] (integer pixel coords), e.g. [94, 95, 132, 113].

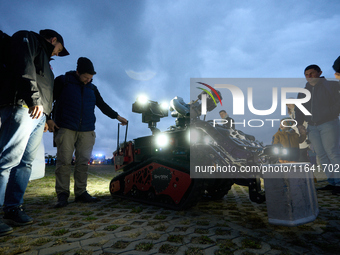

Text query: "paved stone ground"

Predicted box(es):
[0, 166, 339, 255]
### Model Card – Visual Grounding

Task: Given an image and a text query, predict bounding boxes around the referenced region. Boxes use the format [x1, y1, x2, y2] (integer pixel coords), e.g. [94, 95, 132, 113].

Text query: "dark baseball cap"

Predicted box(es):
[39, 29, 69, 56]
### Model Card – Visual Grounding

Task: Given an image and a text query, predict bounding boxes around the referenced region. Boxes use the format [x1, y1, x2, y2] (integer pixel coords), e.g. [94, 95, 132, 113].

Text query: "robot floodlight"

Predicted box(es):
[132, 95, 169, 133]
[133, 96, 168, 121]
[261, 144, 288, 157]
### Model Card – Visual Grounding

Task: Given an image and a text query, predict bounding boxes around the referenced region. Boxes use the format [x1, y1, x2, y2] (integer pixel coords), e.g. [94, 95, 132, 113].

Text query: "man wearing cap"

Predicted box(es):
[47, 57, 128, 208]
[0, 29, 69, 236]
[295, 64, 340, 195]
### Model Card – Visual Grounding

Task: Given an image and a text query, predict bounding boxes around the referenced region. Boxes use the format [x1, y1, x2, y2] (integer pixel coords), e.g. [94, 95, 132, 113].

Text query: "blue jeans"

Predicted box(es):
[0, 106, 46, 209]
[308, 118, 340, 186]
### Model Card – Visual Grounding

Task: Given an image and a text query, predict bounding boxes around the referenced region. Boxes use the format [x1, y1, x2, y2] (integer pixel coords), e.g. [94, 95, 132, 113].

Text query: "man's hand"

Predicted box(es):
[46, 119, 59, 132]
[297, 125, 306, 135]
[28, 105, 44, 119]
[299, 127, 306, 135]
[44, 122, 49, 133]
[117, 115, 128, 126]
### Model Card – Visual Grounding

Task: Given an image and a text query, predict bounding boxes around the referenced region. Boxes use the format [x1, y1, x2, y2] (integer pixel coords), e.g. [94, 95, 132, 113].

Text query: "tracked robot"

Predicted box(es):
[110, 87, 281, 210]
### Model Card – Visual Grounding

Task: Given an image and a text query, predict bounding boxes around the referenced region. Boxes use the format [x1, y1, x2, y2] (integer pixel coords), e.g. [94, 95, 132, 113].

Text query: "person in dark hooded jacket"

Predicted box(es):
[0, 29, 68, 236]
[295, 64, 340, 195]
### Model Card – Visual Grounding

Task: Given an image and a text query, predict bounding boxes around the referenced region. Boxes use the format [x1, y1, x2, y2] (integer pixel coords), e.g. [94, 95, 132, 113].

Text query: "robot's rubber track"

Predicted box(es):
[110, 157, 205, 210]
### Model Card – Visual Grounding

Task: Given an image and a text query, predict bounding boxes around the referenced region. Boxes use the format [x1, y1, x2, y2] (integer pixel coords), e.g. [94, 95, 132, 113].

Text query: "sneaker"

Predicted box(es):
[75, 191, 100, 203]
[54, 192, 69, 208]
[317, 185, 335, 191]
[0, 220, 13, 236]
[3, 205, 33, 226]
[332, 186, 340, 195]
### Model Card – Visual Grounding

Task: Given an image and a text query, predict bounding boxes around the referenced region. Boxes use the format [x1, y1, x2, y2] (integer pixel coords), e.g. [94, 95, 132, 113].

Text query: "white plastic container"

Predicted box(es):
[263, 163, 319, 226]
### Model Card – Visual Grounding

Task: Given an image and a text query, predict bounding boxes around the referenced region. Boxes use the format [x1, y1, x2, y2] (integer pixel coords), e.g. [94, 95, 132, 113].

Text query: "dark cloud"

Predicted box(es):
[1, 0, 340, 157]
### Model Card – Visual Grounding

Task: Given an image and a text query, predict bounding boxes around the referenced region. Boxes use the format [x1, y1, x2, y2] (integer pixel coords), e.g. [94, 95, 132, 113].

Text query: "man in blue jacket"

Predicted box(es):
[295, 64, 340, 195]
[47, 57, 128, 208]
[0, 29, 69, 236]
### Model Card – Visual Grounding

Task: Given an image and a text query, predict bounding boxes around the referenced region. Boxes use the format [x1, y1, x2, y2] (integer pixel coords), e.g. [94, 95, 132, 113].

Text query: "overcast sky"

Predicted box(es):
[1, 0, 340, 158]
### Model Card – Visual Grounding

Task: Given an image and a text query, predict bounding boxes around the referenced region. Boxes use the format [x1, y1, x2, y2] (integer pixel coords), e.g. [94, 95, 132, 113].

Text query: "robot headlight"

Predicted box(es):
[136, 95, 148, 105]
[273, 147, 280, 155]
[160, 102, 168, 110]
[262, 144, 289, 157]
[189, 129, 201, 144]
[155, 133, 169, 148]
[282, 148, 288, 155]
[189, 129, 211, 145]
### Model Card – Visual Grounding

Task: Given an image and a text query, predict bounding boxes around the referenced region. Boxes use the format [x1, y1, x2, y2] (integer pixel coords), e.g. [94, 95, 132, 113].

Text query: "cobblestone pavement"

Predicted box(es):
[0, 166, 339, 255]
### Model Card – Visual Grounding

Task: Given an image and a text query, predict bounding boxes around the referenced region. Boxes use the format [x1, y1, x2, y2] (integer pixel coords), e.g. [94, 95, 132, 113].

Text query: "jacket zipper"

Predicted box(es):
[79, 86, 84, 130]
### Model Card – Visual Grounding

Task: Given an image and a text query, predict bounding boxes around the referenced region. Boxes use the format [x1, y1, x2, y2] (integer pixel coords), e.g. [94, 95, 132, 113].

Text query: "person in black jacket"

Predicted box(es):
[47, 57, 127, 208]
[0, 29, 68, 236]
[295, 64, 340, 195]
